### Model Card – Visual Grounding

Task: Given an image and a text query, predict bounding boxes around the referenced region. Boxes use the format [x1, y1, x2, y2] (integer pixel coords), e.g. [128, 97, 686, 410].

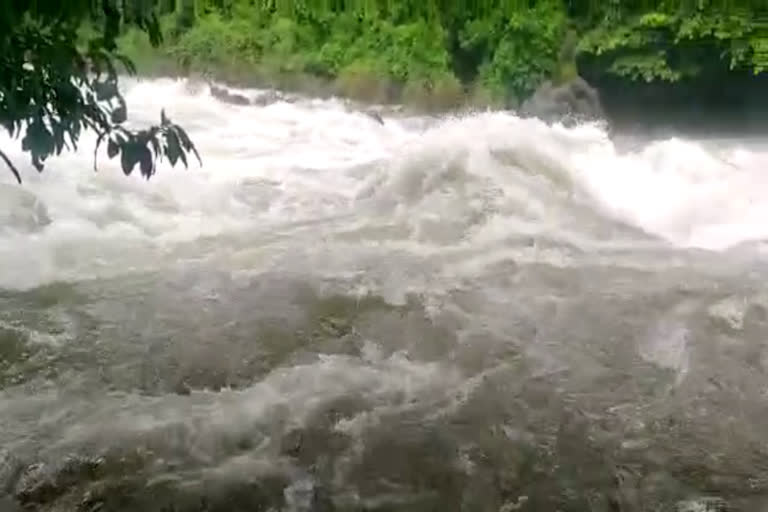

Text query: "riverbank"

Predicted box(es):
[123, 48, 768, 137]
[118, 32, 499, 114]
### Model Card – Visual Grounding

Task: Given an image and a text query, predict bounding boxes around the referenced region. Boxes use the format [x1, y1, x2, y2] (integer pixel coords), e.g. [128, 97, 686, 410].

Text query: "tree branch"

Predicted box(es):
[0, 148, 22, 184]
[94, 131, 106, 173]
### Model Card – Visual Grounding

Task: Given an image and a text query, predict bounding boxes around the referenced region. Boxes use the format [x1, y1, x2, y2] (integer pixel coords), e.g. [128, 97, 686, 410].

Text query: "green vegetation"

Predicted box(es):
[119, 0, 571, 108]
[115, 1, 767, 110]
[576, 2, 768, 81]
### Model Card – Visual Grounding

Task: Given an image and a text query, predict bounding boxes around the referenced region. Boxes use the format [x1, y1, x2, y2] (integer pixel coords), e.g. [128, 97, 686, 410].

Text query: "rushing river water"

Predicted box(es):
[2, 78, 768, 511]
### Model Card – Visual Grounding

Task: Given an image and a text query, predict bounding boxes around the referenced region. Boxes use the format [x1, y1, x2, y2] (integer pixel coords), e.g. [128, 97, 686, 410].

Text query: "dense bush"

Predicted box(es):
[117, 0, 569, 108]
[116, 0, 767, 109]
[576, 4, 767, 82]
[459, 0, 566, 103]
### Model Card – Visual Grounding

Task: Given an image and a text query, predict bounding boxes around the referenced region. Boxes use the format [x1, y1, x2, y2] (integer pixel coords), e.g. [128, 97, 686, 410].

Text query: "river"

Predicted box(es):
[1, 78, 768, 511]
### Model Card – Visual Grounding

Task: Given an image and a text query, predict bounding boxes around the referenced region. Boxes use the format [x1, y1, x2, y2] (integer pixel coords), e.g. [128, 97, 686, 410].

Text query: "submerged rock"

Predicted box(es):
[520, 76, 605, 124]
[14, 456, 104, 506]
[210, 84, 251, 106]
[209, 85, 290, 107]
[252, 90, 284, 106]
[363, 110, 385, 125]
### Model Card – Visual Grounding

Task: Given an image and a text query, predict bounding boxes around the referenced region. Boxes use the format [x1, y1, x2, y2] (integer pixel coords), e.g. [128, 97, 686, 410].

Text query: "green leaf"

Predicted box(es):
[138, 145, 153, 178]
[107, 139, 119, 158]
[166, 130, 181, 166]
[111, 103, 127, 124]
[174, 126, 201, 165]
[94, 80, 118, 101]
[120, 142, 139, 176]
[638, 12, 673, 28]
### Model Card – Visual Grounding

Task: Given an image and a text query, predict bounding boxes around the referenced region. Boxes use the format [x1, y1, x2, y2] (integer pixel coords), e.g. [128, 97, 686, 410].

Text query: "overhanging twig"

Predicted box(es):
[0, 148, 22, 184]
[94, 131, 106, 173]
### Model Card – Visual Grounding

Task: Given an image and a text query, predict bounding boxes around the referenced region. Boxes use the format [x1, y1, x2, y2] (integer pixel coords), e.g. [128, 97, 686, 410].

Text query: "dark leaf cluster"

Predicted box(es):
[0, 0, 199, 183]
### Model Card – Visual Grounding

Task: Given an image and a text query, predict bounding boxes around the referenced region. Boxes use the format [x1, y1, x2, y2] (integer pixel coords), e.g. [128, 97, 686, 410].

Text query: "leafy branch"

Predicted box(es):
[95, 110, 201, 179]
[0, 0, 200, 184]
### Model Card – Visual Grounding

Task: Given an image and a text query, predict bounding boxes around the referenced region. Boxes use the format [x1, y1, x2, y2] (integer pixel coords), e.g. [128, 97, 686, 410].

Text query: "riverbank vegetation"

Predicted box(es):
[116, 0, 767, 112]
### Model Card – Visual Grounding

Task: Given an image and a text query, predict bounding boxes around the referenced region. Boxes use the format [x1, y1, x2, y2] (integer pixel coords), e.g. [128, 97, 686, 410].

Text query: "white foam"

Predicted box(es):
[1, 77, 767, 289]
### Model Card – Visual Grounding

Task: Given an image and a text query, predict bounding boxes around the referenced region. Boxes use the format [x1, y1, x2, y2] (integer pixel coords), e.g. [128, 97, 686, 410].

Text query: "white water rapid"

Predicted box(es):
[1, 78, 768, 512]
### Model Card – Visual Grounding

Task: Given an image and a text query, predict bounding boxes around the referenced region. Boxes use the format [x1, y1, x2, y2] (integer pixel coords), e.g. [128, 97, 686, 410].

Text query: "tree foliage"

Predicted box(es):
[575, 1, 767, 81]
[127, 0, 764, 109]
[0, 0, 200, 184]
[145, 0, 570, 105]
[459, 0, 566, 101]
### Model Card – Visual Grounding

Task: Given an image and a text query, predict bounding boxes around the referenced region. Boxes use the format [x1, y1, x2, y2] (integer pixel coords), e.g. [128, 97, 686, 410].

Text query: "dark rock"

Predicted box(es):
[520, 76, 605, 124]
[15, 462, 60, 505]
[578, 51, 768, 134]
[173, 378, 191, 396]
[209, 85, 250, 106]
[252, 90, 283, 106]
[14, 456, 104, 506]
[364, 110, 385, 125]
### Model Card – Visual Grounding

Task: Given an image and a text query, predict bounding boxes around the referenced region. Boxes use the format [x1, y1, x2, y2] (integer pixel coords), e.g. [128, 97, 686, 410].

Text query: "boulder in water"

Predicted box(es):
[252, 90, 284, 106]
[13, 456, 104, 506]
[520, 76, 605, 124]
[363, 110, 385, 125]
[210, 84, 251, 106]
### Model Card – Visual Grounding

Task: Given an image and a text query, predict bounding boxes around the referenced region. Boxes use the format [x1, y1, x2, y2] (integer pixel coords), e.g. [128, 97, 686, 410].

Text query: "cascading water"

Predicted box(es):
[2, 77, 768, 511]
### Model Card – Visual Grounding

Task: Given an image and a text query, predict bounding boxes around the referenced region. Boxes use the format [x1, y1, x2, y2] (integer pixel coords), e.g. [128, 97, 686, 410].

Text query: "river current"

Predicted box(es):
[1, 78, 768, 511]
